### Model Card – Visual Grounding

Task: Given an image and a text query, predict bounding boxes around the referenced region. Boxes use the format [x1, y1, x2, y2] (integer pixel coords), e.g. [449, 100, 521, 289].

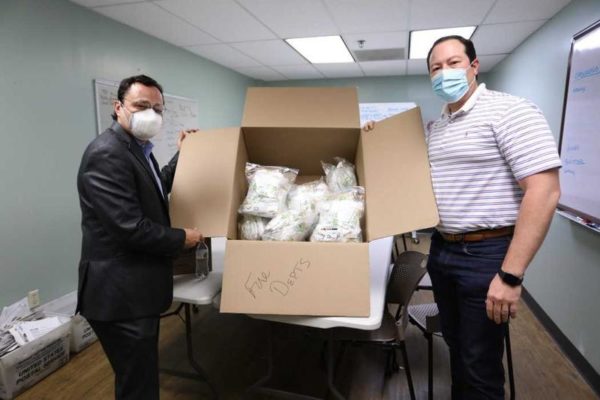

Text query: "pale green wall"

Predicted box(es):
[266, 75, 446, 125]
[0, 0, 254, 307]
[486, 0, 600, 373]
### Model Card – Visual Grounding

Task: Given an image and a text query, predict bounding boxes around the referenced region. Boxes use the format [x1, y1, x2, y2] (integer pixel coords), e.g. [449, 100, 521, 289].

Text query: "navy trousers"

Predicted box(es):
[427, 231, 511, 400]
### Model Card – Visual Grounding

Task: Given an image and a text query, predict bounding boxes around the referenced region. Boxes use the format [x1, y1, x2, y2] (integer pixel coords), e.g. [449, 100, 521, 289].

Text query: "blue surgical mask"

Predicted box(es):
[431, 65, 475, 103]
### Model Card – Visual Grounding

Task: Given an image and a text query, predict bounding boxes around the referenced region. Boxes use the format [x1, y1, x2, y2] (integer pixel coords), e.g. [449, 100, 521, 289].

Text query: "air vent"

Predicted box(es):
[353, 48, 405, 62]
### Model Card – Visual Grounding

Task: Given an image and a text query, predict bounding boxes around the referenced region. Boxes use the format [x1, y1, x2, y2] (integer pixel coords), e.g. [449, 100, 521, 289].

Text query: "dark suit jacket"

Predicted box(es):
[76, 122, 185, 321]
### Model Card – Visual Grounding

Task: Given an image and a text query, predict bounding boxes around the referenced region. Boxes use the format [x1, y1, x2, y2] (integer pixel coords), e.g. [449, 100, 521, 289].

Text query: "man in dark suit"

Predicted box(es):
[76, 75, 202, 400]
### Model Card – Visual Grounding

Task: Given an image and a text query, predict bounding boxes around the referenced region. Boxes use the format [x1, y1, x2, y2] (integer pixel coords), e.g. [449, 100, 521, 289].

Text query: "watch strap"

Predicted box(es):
[498, 269, 523, 287]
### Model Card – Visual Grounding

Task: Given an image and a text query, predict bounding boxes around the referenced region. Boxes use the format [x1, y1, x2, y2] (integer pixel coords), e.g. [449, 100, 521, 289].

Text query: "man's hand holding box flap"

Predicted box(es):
[169, 87, 439, 317]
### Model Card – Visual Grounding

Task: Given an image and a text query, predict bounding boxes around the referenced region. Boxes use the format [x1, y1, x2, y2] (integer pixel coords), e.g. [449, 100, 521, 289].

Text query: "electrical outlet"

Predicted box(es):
[28, 289, 40, 308]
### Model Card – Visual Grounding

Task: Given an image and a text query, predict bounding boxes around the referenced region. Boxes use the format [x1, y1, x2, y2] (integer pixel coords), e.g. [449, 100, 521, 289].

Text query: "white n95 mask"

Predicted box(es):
[129, 108, 163, 140]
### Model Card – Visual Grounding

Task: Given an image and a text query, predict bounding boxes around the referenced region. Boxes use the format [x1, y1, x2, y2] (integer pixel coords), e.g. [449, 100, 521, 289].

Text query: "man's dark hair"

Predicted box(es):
[111, 75, 164, 121]
[426, 35, 477, 73]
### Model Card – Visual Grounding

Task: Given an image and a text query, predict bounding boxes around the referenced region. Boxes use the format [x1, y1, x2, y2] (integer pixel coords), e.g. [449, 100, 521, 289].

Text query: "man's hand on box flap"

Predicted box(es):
[362, 120, 376, 132]
[177, 129, 200, 150]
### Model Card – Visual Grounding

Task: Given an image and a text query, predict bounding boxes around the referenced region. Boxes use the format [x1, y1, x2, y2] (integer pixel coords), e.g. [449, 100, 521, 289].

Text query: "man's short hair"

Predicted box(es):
[426, 35, 477, 73]
[111, 75, 164, 121]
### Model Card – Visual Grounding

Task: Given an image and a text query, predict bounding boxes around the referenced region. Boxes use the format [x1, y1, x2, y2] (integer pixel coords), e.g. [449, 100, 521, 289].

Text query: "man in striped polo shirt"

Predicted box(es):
[425, 35, 561, 399]
[366, 35, 561, 399]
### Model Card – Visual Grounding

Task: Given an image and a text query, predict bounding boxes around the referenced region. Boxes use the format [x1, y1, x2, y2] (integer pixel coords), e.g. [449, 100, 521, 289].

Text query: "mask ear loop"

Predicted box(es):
[119, 101, 136, 130]
[466, 59, 478, 88]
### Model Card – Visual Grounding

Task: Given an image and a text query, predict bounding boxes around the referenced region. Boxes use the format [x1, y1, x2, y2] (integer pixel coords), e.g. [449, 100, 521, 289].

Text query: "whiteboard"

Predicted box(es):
[558, 20, 600, 224]
[359, 102, 417, 125]
[94, 79, 199, 168]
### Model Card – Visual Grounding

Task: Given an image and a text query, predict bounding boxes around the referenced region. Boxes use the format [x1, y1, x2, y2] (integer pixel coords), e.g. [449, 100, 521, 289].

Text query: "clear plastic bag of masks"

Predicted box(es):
[321, 157, 357, 193]
[310, 186, 365, 243]
[238, 163, 298, 218]
[238, 214, 269, 240]
[287, 178, 330, 213]
[261, 209, 318, 241]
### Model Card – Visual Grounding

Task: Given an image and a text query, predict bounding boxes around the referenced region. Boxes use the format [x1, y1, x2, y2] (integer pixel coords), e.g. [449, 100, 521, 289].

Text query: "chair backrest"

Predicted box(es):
[386, 251, 428, 331]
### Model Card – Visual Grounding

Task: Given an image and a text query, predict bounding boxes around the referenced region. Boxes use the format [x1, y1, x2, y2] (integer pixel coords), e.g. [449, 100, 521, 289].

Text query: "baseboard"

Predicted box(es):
[522, 287, 600, 396]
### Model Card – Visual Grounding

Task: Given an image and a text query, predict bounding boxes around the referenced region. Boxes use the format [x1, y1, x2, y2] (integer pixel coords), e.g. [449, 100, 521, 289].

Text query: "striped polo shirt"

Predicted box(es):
[426, 83, 561, 234]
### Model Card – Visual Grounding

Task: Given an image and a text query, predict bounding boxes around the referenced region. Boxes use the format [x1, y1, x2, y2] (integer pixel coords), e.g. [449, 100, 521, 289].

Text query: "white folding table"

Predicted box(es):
[160, 238, 226, 399]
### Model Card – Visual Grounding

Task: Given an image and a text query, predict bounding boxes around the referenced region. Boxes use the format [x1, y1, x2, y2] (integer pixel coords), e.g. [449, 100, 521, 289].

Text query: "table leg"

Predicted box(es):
[326, 331, 345, 400]
[160, 303, 219, 399]
[160, 303, 184, 318]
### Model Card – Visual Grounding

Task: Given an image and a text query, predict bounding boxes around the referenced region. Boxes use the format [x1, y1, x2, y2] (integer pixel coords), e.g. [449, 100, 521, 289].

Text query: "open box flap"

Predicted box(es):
[361, 107, 439, 240]
[242, 87, 360, 129]
[170, 128, 245, 239]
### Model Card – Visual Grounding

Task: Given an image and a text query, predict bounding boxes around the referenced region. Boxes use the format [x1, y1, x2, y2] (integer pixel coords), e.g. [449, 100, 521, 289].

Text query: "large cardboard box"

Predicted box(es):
[170, 87, 438, 317]
[0, 320, 70, 399]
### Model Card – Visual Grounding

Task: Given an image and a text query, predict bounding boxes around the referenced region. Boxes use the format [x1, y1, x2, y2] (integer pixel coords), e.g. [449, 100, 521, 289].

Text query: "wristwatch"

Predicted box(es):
[498, 269, 524, 287]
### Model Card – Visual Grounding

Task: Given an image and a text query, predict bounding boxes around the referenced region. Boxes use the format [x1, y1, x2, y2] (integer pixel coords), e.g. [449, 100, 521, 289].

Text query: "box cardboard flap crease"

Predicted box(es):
[170, 87, 438, 317]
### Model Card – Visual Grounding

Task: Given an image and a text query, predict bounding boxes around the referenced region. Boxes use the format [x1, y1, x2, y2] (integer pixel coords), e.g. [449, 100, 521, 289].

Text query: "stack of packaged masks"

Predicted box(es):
[238, 157, 365, 243]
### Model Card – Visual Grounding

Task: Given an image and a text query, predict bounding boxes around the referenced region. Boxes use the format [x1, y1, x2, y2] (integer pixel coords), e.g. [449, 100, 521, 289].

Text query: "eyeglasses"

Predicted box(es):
[123, 100, 165, 116]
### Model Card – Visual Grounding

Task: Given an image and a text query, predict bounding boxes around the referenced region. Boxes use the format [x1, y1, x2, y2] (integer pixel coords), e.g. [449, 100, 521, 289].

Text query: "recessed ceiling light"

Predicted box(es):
[409, 26, 477, 59]
[286, 36, 354, 64]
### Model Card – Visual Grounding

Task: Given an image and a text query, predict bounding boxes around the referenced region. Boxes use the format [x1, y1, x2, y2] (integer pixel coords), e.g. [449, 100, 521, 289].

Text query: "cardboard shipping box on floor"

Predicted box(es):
[170, 87, 438, 317]
[0, 320, 70, 400]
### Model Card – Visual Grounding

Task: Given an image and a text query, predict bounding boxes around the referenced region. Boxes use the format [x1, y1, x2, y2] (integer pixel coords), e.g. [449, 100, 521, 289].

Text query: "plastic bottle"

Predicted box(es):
[195, 241, 210, 280]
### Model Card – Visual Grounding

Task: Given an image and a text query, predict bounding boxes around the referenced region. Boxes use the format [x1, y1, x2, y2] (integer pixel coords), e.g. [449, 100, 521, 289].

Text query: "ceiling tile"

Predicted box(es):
[477, 54, 508, 72]
[407, 58, 429, 75]
[472, 20, 545, 54]
[236, 0, 338, 38]
[231, 40, 307, 66]
[156, 0, 276, 42]
[360, 60, 407, 77]
[185, 44, 262, 68]
[70, 0, 142, 7]
[73, 0, 570, 79]
[343, 31, 408, 51]
[484, 0, 572, 24]
[233, 66, 286, 81]
[409, 0, 495, 30]
[324, 0, 410, 34]
[92, 2, 217, 46]
[271, 65, 324, 80]
[313, 63, 364, 78]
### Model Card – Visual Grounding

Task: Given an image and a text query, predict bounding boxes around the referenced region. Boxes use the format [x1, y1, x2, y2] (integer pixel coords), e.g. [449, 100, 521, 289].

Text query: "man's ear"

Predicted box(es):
[472, 58, 480, 77]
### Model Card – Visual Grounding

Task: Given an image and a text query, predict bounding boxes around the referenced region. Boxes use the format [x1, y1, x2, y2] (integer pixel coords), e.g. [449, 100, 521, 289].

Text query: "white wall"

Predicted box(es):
[486, 0, 600, 374]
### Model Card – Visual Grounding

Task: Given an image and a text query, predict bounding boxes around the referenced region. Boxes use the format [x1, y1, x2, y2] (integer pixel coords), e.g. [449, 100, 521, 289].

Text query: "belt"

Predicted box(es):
[438, 226, 515, 242]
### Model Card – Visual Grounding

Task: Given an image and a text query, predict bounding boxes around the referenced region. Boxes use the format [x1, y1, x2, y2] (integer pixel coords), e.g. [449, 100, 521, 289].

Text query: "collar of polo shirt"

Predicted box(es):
[442, 83, 487, 118]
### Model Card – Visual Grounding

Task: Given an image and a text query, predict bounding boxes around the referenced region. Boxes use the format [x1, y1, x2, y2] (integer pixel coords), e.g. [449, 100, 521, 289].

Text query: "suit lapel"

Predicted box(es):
[129, 144, 169, 210]
[111, 122, 169, 211]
